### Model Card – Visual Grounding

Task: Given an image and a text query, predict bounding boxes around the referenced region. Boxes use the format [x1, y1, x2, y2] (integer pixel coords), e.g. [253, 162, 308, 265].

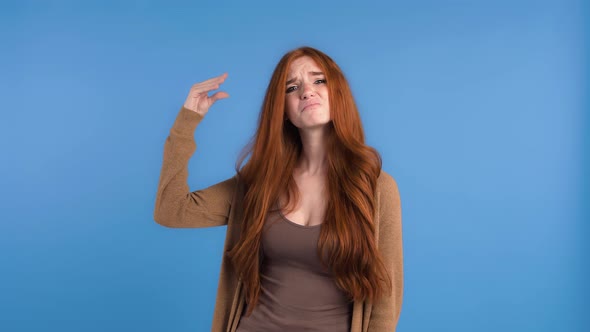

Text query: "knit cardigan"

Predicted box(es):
[154, 106, 404, 332]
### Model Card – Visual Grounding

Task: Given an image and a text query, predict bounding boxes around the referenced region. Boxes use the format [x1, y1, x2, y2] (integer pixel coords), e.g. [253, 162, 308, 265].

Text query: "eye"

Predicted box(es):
[315, 79, 326, 84]
[286, 85, 298, 93]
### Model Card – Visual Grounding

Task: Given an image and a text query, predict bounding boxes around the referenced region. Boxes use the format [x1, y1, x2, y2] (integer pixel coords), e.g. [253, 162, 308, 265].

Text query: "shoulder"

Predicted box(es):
[377, 169, 400, 199]
[376, 169, 402, 225]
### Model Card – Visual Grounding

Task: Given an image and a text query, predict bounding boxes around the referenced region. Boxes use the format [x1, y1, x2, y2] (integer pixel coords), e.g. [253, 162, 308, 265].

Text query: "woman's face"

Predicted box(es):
[284, 56, 331, 129]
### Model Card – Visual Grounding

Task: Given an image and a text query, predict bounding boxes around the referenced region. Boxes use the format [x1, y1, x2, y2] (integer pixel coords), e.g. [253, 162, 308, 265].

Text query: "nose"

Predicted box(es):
[300, 82, 315, 100]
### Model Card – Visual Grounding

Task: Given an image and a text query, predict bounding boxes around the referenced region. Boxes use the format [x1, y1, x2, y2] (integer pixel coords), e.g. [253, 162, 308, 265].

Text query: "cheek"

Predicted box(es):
[285, 96, 298, 115]
[321, 86, 330, 102]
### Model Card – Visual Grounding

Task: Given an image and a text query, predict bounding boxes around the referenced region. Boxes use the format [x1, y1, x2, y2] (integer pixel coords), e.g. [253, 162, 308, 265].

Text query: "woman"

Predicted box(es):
[154, 46, 403, 332]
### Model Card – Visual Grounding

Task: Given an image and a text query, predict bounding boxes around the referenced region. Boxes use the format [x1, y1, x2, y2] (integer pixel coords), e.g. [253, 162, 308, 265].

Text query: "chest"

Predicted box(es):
[281, 174, 326, 227]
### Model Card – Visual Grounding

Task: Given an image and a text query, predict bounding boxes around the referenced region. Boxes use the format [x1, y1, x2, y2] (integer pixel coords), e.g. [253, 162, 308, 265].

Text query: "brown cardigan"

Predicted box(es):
[154, 106, 404, 332]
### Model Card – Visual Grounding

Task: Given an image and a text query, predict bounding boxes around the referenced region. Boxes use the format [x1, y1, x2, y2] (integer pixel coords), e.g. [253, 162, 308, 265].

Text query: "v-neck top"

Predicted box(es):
[235, 208, 352, 332]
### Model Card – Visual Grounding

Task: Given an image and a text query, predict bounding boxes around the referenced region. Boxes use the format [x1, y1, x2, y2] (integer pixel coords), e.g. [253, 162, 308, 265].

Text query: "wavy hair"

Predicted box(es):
[227, 46, 391, 315]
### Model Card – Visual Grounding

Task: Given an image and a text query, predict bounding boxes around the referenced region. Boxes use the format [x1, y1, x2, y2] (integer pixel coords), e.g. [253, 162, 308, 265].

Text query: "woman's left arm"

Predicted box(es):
[368, 171, 404, 331]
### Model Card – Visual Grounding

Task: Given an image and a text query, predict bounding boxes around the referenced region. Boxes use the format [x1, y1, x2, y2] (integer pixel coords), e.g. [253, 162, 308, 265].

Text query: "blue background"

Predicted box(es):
[0, 0, 587, 331]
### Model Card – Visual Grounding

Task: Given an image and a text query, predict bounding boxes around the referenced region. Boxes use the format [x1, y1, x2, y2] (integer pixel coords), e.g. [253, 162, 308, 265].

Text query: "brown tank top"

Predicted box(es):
[235, 208, 353, 332]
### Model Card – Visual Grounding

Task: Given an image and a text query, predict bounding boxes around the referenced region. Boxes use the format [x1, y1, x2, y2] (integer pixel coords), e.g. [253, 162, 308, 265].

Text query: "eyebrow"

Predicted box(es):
[286, 71, 325, 86]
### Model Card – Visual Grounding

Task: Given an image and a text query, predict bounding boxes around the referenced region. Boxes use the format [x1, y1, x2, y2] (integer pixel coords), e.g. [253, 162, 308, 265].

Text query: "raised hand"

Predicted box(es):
[183, 73, 229, 116]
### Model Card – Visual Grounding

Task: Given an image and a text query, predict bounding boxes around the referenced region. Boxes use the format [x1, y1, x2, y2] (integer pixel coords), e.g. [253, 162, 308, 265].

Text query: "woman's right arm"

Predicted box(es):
[153, 73, 234, 228]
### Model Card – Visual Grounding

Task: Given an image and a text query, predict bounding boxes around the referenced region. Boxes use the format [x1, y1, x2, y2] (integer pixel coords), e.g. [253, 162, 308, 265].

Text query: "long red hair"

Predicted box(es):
[228, 46, 391, 315]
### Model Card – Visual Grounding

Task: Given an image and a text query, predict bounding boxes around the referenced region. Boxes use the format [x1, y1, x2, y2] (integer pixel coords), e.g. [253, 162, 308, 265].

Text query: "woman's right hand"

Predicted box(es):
[183, 73, 229, 116]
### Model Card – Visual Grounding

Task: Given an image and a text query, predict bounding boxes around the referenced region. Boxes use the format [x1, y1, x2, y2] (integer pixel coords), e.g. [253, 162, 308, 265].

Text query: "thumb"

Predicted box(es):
[209, 91, 230, 105]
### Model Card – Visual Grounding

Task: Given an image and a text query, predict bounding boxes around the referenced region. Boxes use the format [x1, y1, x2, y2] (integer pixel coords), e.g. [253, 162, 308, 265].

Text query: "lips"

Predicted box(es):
[301, 102, 320, 112]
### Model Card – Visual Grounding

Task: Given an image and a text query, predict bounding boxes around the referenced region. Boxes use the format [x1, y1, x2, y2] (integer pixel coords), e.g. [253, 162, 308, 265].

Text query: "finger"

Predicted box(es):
[192, 83, 220, 95]
[197, 72, 228, 86]
[209, 91, 230, 104]
[191, 75, 228, 93]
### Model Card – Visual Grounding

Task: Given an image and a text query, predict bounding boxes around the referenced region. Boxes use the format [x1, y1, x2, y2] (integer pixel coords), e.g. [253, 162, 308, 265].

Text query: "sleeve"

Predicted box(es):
[153, 106, 238, 228]
[368, 171, 404, 331]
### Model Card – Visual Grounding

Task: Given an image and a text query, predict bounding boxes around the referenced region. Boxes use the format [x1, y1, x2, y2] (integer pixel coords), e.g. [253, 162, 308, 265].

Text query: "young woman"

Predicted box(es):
[154, 46, 403, 332]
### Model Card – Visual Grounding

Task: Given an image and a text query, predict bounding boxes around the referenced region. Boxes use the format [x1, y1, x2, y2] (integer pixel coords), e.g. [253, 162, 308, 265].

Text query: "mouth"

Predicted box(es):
[301, 103, 320, 112]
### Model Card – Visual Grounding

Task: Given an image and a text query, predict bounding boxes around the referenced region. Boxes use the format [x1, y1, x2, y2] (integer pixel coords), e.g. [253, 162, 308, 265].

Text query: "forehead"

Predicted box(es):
[287, 56, 322, 74]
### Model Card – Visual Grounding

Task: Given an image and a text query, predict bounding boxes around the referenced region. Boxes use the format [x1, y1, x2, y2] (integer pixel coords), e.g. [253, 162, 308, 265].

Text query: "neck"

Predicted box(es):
[296, 126, 330, 176]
